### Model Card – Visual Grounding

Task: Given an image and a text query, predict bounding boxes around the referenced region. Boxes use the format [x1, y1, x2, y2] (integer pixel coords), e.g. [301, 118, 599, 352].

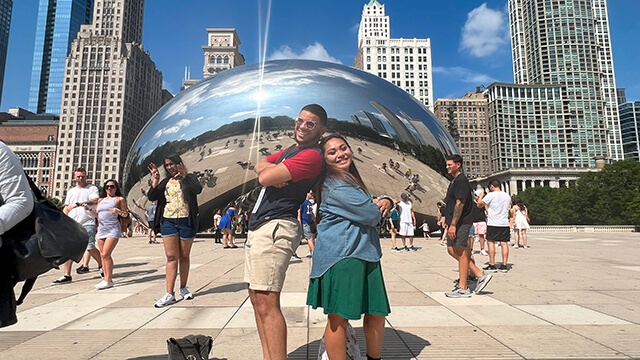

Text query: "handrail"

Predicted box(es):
[528, 225, 637, 233]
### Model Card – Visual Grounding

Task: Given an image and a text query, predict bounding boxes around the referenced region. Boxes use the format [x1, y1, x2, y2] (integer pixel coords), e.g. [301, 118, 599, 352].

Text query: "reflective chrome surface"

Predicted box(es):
[123, 60, 457, 230]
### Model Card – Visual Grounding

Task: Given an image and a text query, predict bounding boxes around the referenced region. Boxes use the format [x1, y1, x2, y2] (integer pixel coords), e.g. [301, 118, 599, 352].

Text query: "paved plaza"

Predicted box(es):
[1, 231, 639, 359]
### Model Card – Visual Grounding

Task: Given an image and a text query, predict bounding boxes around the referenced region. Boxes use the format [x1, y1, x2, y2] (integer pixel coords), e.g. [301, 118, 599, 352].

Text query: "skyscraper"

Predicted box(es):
[434, 90, 491, 179]
[28, 0, 93, 114]
[507, 0, 621, 163]
[52, 0, 162, 198]
[353, 0, 433, 110]
[0, 0, 12, 109]
[182, 28, 245, 90]
[619, 101, 639, 162]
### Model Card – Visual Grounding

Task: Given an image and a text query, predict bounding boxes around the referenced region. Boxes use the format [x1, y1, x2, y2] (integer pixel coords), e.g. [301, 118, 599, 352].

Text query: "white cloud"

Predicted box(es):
[153, 118, 191, 139]
[268, 42, 342, 64]
[433, 66, 496, 85]
[460, 3, 508, 57]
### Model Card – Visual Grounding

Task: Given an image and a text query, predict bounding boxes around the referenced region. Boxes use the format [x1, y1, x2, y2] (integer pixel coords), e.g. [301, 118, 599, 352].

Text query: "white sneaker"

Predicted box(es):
[95, 280, 114, 290]
[154, 292, 176, 307]
[512, 244, 519, 248]
[179, 287, 194, 300]
[305, 251, 313, 258]
[480, 249, 489, 256]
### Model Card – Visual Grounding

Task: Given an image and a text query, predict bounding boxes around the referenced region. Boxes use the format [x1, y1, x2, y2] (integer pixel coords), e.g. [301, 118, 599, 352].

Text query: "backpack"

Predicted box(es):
[2, 174, 88, 303]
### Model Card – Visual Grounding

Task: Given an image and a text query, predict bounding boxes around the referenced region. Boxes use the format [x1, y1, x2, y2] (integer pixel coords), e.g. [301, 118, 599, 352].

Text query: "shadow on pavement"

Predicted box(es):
[288, 328, 429, 359]
[126, 356, 227, 360]
[197, 282, 247, 296]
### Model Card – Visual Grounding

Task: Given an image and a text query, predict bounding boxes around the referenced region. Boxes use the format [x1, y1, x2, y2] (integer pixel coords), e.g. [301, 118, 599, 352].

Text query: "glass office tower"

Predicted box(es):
[0, 0, 12, 109]
[28, 0, 93, 114]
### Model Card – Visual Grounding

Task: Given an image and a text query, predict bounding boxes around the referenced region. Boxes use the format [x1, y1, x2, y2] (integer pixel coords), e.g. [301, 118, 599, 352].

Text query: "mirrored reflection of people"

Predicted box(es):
[219, 203, 238, 248]
[148, 155, 203, 308]
[512, 198, 530, 248]
[53, 167, 101, 285]
[307, 134, 393, 360]
[91, 180, 128, 290]
[0, 142, 34, 328]
[245, 104, 327, 360]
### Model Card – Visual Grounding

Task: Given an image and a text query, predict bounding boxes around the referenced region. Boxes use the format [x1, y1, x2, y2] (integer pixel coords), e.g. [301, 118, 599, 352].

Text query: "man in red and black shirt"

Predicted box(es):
[245, 104, 327, 360]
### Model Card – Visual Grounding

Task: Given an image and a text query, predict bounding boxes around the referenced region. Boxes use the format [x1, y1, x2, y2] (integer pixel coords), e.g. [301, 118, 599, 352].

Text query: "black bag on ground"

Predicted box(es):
[167, 334, 213, 360]
[3, 174, 88, 282]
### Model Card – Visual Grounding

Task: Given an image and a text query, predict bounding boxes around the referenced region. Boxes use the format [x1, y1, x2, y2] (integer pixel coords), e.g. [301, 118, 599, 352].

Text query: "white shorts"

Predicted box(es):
[399, 222, 414, 237]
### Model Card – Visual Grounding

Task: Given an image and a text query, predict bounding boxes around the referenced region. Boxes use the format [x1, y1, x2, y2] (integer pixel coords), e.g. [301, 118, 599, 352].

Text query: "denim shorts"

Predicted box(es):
[84, 224, 97, 250]
[161, 217, 198, 240]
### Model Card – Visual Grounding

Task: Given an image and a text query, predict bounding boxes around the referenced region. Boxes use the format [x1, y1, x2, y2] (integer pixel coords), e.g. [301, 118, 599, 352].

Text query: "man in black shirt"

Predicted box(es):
[443, 155, 492, 298]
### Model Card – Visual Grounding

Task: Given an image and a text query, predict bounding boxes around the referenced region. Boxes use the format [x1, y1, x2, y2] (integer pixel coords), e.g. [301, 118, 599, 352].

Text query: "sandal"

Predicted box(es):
[230, 245, 238, 248]
[223, 246, 231, 249]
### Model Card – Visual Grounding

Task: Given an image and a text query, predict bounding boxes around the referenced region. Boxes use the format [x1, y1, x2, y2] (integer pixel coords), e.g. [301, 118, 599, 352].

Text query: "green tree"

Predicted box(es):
[516, 186, 577, 225]
[573, 159, 640, 225]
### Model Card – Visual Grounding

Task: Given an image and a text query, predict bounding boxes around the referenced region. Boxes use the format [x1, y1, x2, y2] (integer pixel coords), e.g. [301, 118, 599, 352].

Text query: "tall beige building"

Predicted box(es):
[182, 28, 245, 90]
[506, 0, 620, 164]
[434, 91, 491, 178]
[53, 0, 162, 198]
[353, 0, 433, 110]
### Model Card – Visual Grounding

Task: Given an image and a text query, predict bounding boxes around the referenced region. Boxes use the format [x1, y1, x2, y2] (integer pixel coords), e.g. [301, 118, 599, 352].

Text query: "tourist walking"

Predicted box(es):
[219, 203, 238, 248]
[212, 208, 222, 244]
[477, 180, 512, 272]
[443, 155, 492, 298]
[512, 198, 530, 248]
[397, 193, 417, 251]
[53, 167, 101, 284]
[148, 154, 203, 307]
[92, 180, 128, 290]
[307, 134, 393, 360]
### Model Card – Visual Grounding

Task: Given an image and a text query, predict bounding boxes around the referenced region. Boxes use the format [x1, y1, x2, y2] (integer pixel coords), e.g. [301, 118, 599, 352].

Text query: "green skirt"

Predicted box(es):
[307, 258, 390, 320]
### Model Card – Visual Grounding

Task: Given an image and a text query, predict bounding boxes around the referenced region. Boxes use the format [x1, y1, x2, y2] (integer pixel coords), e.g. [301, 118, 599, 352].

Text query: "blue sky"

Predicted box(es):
[2, 0, 639, 112]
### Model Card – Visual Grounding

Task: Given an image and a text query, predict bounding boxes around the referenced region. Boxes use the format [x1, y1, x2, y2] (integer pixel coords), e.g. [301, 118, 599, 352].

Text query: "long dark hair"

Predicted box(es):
[514, 198, 526, 211]
[315, 133, 368, 210]
[100, 179, 123, 198]
[163, 154, 183, 178]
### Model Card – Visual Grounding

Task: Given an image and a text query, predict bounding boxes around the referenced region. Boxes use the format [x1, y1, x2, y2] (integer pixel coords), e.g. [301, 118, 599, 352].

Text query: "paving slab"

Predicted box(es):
[0, 231, 638, 360]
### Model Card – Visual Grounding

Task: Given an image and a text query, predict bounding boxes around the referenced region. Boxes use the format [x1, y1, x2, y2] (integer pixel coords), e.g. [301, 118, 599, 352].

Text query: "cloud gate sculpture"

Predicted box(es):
[123, 60, 457, 231]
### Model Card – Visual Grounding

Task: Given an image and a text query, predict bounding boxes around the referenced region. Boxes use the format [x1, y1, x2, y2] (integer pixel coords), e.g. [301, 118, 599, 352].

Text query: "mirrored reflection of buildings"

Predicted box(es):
[0, 107, 58, 196]
[124, 60, 456, 231]
[181, 28, 245, 91]
[28, 0, 94, 114]
[353, 0, 433, 111]
[476, 0, 620, 194]
[0, 0, 11, 109]
[433, 90, 490, 179]
[52, 0, 163, 199]
[619, 101, 640, 162]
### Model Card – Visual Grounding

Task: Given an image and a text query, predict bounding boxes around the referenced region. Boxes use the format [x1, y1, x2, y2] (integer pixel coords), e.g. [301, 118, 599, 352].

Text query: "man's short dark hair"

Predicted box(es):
[446, 154, 463, 165]
[489, 179, 501, 189]
[301, 104, 327, 126]
[74, 167, 87, 175]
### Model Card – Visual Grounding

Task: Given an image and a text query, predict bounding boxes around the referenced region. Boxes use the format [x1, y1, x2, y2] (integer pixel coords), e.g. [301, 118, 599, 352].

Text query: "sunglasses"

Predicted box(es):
[105, 185, 116, 189]
[295, 117, 318, 130]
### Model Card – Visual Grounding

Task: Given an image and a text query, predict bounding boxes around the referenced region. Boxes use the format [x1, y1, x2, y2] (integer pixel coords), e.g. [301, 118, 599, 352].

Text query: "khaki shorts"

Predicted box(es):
[244, 218, 301, 292]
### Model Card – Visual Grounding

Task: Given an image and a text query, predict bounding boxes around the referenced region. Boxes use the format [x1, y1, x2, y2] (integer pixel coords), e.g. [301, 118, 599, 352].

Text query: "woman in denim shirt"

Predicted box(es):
[307, 134, 393, 360]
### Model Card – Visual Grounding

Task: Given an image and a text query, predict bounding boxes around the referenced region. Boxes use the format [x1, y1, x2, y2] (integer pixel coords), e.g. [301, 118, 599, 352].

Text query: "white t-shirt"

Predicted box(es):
[64, 185, 100, 226]
[482, 191, 511, 227]
[398, 200, 413, 223]
[214, 213, 221, 226]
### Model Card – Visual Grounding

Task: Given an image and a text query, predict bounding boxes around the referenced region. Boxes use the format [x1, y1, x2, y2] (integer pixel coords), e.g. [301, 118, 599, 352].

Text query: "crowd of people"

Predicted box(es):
[2, 103, 533, 357]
